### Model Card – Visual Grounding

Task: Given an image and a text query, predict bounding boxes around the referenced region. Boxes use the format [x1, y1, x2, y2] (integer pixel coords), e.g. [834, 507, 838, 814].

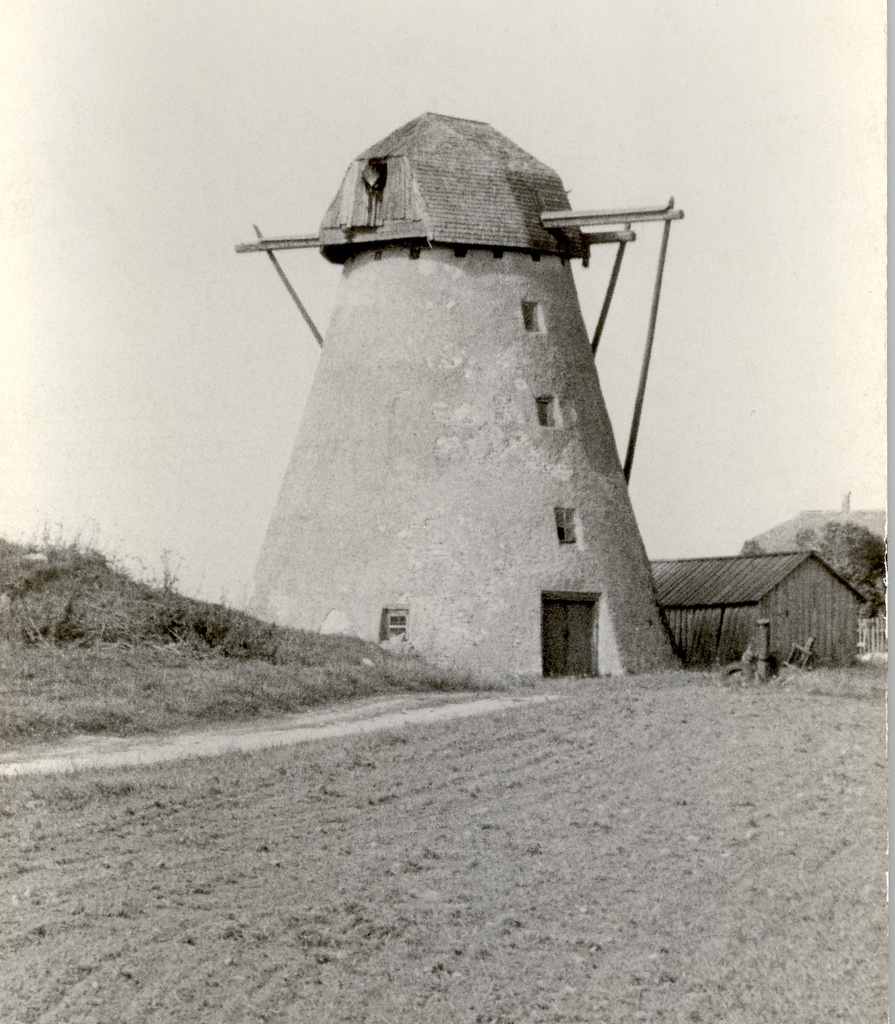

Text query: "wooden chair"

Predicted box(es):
[785, 637, 815, 671]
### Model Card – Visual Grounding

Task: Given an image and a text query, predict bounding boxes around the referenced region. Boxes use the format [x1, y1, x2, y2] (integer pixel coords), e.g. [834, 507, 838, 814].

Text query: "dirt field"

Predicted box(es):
[0, 666, 887, 1023]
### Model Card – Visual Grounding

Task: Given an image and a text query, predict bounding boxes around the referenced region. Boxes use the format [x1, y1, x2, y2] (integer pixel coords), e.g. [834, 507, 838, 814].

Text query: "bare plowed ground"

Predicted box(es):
[0, 667, 887, 1023]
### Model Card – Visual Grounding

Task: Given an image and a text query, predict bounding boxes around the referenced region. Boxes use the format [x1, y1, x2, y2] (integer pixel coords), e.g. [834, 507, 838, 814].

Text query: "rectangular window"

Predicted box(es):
[554, 508, 577, 544]
[536, 395, 556, 427]
[380, 607, 409, 641]
[522, 300, 545, 332]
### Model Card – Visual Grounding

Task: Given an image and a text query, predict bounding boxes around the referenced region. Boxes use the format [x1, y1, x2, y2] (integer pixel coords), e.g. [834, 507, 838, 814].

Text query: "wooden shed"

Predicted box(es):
[651, 552, 865, 667]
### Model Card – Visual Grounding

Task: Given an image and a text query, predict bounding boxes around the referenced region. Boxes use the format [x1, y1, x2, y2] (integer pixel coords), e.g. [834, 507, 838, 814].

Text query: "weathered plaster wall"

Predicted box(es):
[253, 246, 676, 676]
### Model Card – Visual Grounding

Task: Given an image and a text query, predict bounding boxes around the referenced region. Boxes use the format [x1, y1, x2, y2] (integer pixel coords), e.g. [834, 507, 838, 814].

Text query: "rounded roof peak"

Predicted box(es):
[319, 114, 586, 262]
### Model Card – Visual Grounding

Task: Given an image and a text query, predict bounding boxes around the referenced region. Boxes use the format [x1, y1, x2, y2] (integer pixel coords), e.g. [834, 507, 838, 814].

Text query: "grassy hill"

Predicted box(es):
[0, 540, 484, 745]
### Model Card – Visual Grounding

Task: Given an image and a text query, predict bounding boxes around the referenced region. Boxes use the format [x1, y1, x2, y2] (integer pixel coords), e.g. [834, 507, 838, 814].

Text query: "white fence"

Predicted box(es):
[858, 617, 887, 654]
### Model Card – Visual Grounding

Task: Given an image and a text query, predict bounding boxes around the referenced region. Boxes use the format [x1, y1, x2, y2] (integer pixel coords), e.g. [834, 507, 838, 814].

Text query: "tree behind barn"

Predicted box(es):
[743, 523, 886, 615]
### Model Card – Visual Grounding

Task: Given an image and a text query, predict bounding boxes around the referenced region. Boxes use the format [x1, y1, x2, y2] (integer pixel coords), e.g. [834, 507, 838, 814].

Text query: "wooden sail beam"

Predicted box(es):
[238, 226, 324, 348]
[580, 229, 636, 245]
[542, 198, 684, 230]
[235, 233, 320, 254]
[236, 231, 636, 252]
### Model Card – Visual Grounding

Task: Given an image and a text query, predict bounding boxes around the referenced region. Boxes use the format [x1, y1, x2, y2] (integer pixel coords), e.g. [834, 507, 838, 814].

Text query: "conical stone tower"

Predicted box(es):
[252, 113, 676, 676]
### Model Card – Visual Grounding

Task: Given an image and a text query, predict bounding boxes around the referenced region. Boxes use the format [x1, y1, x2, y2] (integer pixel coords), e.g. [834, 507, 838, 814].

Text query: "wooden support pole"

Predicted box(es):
[253, 225, 324, 348]
[591, 229, 629, 354]
[623, 209, 674, 482]
[755, 619, 771, 682]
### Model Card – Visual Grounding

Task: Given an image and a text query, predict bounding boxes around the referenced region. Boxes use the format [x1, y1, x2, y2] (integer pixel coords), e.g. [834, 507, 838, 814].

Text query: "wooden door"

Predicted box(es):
[542, 596, 596, 676]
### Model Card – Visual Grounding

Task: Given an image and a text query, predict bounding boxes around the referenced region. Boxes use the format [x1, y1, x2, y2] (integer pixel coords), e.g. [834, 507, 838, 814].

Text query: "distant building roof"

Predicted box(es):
[319, 113, 587, 262]
[651, 552, 865, 607]
[746, 508, 886, 553]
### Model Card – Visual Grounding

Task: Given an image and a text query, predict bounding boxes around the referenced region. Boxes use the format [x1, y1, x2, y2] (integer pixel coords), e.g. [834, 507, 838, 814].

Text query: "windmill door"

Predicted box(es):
[541, 595, 597, 677]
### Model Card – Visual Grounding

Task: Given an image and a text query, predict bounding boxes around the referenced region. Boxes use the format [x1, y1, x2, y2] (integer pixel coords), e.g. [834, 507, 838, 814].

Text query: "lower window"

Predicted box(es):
[381, 607, 409, 641]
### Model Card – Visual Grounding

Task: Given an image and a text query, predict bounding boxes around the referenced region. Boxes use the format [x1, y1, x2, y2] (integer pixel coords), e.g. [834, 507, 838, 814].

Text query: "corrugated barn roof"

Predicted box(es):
[319, 113, 587, 261]
[651, 552, 814, 607]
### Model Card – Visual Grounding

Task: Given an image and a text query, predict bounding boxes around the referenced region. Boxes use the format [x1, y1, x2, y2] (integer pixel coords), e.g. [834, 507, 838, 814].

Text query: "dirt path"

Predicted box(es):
[0, 692, 560, 776]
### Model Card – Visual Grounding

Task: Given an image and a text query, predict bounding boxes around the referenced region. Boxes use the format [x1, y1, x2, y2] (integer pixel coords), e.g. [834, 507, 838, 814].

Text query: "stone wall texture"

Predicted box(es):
[252, 246, 677, 676]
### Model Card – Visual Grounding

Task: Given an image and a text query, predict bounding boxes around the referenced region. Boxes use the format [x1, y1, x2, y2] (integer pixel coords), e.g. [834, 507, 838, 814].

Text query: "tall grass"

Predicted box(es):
[0, 539, 486, 744]
[2, 538, 292, 659]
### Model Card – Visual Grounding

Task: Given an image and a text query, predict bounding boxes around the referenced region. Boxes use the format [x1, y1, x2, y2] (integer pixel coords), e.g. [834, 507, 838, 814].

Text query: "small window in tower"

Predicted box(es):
[362, 160, 388, 227]
[554, 508, 577, 544]
[522, 301, 545, 332]
[536, 395, 556, 427]
[380, 607, 409, 641]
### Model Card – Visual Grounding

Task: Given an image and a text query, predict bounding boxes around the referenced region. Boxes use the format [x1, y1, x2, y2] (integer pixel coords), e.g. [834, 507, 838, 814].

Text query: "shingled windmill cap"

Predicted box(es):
[319, 112, 588, 262]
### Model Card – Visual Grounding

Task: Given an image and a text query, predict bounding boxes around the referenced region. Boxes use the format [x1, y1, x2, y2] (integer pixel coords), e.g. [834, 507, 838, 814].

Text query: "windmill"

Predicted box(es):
[237, 113, 682, 676]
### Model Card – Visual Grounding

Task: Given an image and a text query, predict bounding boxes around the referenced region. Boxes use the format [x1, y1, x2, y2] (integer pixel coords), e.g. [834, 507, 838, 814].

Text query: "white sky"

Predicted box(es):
[0, 0, 886, 602]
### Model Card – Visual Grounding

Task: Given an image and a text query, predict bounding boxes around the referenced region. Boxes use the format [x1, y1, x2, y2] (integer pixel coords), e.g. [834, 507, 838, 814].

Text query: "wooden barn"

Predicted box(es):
[651, 552, 865, 667]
